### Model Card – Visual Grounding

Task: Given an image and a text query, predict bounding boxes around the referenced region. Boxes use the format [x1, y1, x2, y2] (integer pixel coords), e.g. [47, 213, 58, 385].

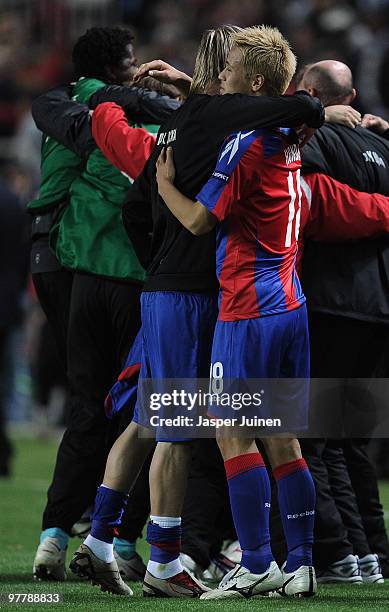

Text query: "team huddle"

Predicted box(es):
[29, 22, 389, 601]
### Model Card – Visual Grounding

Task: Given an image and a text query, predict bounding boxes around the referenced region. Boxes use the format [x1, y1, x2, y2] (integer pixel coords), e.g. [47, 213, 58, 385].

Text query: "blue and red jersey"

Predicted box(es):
[197, 128, 306, 321]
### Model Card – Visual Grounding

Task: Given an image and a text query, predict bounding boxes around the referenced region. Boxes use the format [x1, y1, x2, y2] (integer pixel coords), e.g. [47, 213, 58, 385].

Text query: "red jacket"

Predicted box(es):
[92, 102, 156, 179]
[297, 171, 389, 272]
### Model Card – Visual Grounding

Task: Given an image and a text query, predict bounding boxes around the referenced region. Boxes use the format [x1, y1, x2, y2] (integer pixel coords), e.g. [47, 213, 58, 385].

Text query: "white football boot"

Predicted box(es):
[317, 554, 362, 584]
[200, 561, 283, 600]
[33, 537, 67, 581]
[359, 554, 384, 584]
[272, 564, 317, 597]
[202, 540, 241, 582]
[221, 540, 242, 564]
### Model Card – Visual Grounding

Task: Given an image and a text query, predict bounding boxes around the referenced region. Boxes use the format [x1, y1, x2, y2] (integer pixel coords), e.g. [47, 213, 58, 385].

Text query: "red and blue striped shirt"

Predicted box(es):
[197, 128, 305, 321]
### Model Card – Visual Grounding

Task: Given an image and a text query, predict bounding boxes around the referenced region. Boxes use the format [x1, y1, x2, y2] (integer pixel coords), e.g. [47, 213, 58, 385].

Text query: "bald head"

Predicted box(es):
[298, 60, 356, 107]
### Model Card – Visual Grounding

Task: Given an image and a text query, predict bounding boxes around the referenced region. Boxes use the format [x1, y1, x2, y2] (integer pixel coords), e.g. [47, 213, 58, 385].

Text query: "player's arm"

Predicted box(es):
[92, 102, 155, 178]
[89, 83, 181, 122]
[205, 91, 324, 146]
[134, 63, 325, 137]
[156, 148, 216, 235]
[300, 171, 389, 241]
[31, 85, 94, 158]
[32, 83, 180, 157]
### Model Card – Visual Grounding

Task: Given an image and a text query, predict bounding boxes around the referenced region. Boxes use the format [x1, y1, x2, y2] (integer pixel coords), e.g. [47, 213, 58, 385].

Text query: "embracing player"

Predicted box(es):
[156, 25, 317, 599]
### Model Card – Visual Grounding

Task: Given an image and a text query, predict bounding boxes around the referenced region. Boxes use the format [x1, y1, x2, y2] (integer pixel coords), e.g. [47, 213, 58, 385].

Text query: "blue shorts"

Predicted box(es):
[210, 304, 309, 431]
[134, 291, 218, 440]
[105, 329, 142, 420]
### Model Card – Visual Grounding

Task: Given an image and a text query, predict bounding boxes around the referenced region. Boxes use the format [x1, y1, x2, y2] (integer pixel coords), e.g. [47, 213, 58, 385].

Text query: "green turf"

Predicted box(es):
[1, 437, 389, 611]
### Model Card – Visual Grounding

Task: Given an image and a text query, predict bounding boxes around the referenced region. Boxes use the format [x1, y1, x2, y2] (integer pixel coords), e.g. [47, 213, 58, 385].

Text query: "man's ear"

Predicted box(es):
[307, 86, 319, 98]
[350, 88, 357, 103]
[252, 74, 265, 93]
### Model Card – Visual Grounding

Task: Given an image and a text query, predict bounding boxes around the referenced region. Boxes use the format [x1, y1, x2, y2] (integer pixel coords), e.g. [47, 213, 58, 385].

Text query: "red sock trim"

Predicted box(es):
[149, 540, 181, 554]
[273, 458, 308, 481]
[224, 452, 265, 481]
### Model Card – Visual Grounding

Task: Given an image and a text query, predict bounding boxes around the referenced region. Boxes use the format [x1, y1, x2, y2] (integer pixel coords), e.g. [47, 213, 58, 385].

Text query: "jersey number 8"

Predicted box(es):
[209, 361, 224, 394]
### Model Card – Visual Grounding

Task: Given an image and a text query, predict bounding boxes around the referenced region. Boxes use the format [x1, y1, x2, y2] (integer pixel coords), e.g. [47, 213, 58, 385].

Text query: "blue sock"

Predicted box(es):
[147, 521, 181, 565]
[113, 538, 136, 560]
[224, 452, 274, 574]
[40, 528, 68, 551]
[274, 458, 315, 572]
[90, 485, 128, 543]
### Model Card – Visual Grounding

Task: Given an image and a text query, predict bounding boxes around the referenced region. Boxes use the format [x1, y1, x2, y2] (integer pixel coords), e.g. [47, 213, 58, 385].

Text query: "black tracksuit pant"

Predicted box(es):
[181, 440, 235, 569]
[33, 269, 73, 375]
[301, 312, 389, 570]
[343, 438, 389, 568]
[34, 270, 149, 539]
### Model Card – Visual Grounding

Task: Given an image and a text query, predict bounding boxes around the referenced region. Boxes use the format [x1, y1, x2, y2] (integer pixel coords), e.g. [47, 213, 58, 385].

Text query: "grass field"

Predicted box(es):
[1, 437, 389, 611]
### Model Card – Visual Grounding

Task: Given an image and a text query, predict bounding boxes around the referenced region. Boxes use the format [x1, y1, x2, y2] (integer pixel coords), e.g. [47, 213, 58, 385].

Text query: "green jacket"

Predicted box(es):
[27, 122, 84, 214]
[30, 77, 158, 281]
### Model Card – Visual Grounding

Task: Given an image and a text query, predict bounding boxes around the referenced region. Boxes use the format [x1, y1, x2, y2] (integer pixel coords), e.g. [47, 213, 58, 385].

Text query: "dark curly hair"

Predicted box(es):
[72, 26, 134, 80]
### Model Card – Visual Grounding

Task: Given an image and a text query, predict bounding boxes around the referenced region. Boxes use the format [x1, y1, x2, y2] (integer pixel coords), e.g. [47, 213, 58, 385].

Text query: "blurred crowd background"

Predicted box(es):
[1, 0, 389, 172]
[0, 0, 388, 468]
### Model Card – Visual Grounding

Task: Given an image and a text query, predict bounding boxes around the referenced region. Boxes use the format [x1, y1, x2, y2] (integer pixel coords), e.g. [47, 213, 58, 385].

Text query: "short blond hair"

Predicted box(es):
[232, 25, 297, 96]
[191, 25, 243, 94]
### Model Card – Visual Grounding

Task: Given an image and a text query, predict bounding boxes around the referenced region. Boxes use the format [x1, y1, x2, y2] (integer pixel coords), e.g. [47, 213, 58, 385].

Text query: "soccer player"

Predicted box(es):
[155, 25, 317, 598]
[30, 27, 178, 588]
[68, 25, 324, 598]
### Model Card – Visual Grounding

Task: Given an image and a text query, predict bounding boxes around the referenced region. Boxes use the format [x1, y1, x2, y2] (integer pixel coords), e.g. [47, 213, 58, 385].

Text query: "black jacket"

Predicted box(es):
[31, 84, 181, 158]
[123, 91, 324, 293]
[302, 124, 389, 323]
